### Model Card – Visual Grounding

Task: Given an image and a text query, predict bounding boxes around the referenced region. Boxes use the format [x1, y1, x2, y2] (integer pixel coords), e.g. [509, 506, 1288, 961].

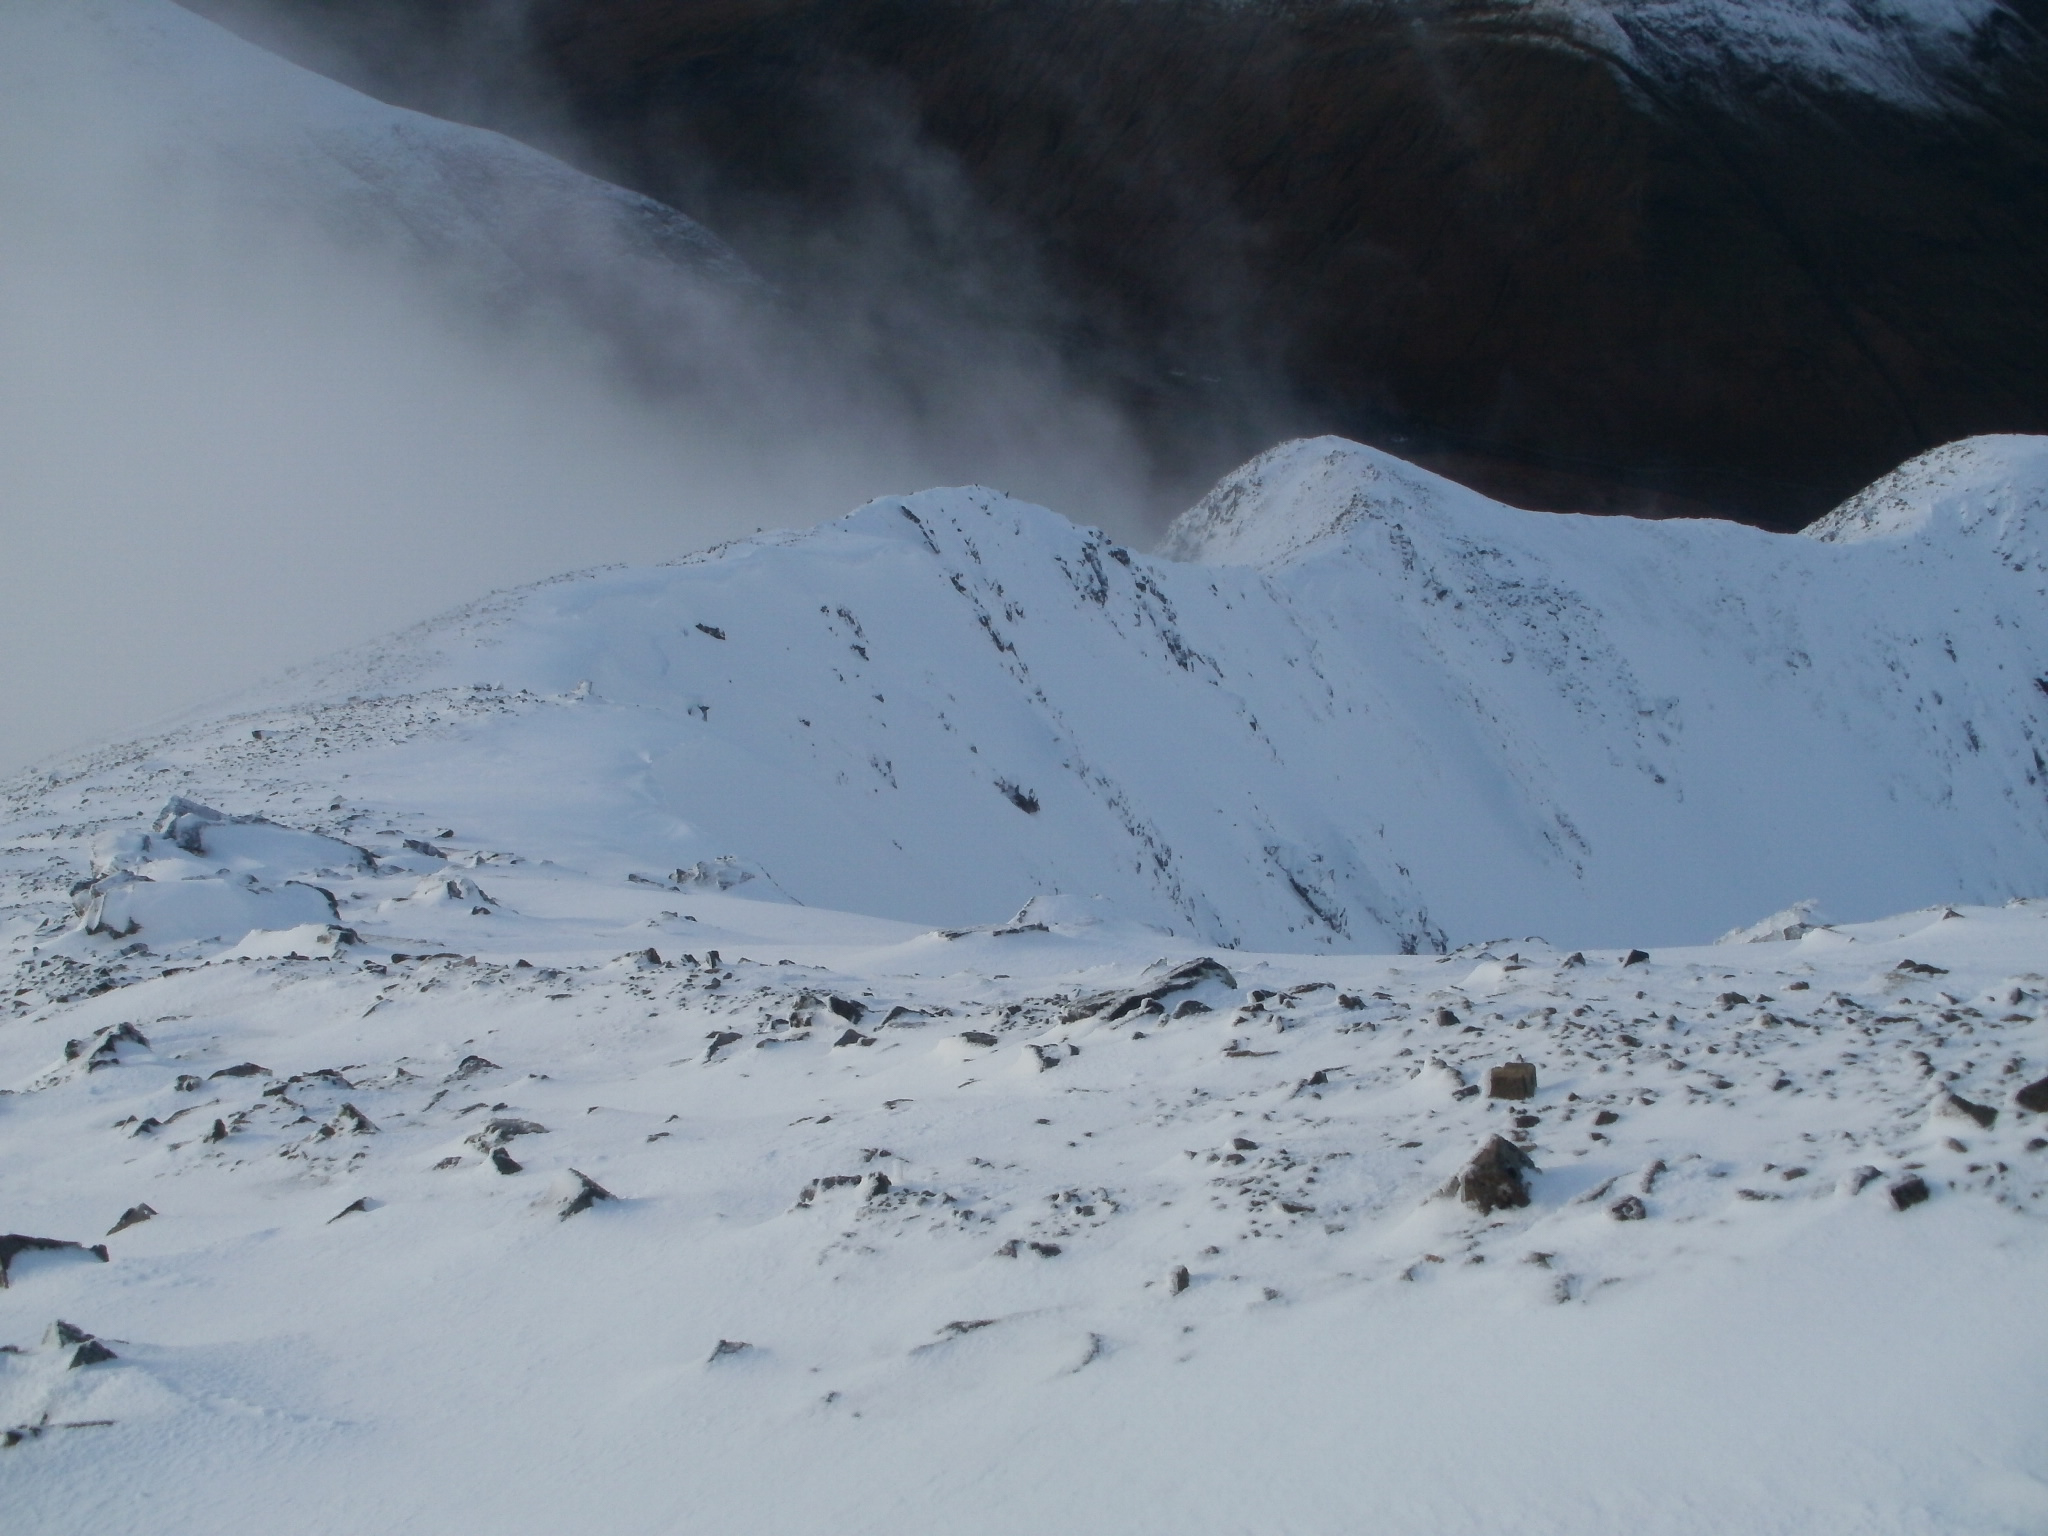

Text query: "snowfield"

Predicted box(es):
[2, 432, 2046, 1532]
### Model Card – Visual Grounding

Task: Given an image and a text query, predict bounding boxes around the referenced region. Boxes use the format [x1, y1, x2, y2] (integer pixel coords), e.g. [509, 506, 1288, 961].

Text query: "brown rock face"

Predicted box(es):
[184, 0, 2048, 528]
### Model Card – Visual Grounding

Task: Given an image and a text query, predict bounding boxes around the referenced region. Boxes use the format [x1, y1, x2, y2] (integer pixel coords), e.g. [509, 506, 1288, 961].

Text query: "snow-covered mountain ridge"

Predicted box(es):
[11, 433, 2044, 954]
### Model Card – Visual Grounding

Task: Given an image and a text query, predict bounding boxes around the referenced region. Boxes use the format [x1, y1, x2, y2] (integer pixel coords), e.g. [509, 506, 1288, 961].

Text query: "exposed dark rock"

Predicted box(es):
[46, 1321, 116, 1369]
[708, 1338, 751, 1361]
[1168, 1264, 1191, 1295]
[1593, 1109, 1620, 1126]
[704, 1031, 742, 1061]
[1843, 1165, 1884, 1194]
[333, 1103, 378, 1135]
[65, 1022, 149, 1071]
[1893, 959, 1948, 976]
[173, 1075, 201, 1092]
[203, 1119, 229, 1143]
[328, 1197, 371, 1223]
[1173, 999, 1211, 1018]
[1561, 954, 1585, 968]
[490, 1147, 522, 1175]
[1934, 1091, 1998, 1130]
[1452, 1135, 1537, 1214]
[0, 1236, 110, 1289]
[209, 1063, 270, 1078]
[434, 1155, 465, 1170]
[1890, 1174, 1932, 1211]
[1622, 950, 1650, 967]
[826, 995, 866, 1023]
[452, 1054, 499, 1078]
[1092, 957, 1238, 1023]
[106, 1205, 155, 1237]
[2013, 1076, 2048, 1114]
[1028, 1241, 1062, 1256]
[1487, 1062, 1538, 1100]
[1231, 1137, 1259, 1151]
[559, 1168, 616, 1219]
[1433, 1007, 1460, 1028]
[1609, 1194, 1648, 1221]
[832, 1028, 875, 1047]
[467, 1117, 546, 1151]
[959, 1031, 999, 1047]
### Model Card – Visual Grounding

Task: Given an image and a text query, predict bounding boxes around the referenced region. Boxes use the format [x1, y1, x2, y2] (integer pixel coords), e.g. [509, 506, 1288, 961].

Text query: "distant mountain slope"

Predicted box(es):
[181, 0, 2048, 526]
[9, 435, 2044, 951]
[2, 0, 751, 335]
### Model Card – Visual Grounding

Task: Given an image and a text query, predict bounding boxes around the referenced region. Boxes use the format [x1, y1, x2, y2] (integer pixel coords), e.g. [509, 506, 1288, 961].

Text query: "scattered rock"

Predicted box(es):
[1609, 1195, 1648, 1221]
[45, 1321, 116, 1369]
[64, 1023, 149, 1071]
[1452, 1136, 1537, 1214]
[1932, 1091, 1997, 1130]
[1889, 1175, 1932, 1211]
[558, 1169, 615, 1219]
[466, 1117, 547, 1151]
[0, 1236, 110, 1289]
[1487, 1061, 1538, 1100]
[332, 1103, 378, 1135]
[106, 1205, 155, 1236]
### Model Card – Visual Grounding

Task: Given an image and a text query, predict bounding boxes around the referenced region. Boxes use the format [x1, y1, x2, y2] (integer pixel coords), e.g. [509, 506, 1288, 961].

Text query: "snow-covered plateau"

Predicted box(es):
[3, 431, 2048, 1532]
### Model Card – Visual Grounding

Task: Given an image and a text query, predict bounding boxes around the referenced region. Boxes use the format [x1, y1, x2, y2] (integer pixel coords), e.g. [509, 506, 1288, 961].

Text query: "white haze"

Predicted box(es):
[0, 0, 1155, 776]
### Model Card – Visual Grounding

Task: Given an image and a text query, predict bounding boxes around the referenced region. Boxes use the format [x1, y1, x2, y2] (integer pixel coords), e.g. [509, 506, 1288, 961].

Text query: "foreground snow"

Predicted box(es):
[2, 812, 2046, 1532]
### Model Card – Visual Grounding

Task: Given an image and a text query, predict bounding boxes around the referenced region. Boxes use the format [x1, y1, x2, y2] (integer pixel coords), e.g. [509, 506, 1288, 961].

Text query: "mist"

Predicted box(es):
[0, 0, 1165, 776]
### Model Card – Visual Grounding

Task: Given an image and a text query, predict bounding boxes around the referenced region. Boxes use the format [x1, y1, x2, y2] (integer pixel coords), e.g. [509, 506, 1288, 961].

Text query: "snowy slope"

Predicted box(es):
[0, 0, 749, 306]
[10, 434, 2043, 956]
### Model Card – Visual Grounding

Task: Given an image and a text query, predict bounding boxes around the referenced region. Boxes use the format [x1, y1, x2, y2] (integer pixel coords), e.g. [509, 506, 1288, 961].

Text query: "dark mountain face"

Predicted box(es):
[183, 0, 2048, 529]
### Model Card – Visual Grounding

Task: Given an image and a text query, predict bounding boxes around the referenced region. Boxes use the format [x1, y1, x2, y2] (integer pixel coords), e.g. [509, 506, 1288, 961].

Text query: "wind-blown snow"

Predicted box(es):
[2, 0, 749, 302]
